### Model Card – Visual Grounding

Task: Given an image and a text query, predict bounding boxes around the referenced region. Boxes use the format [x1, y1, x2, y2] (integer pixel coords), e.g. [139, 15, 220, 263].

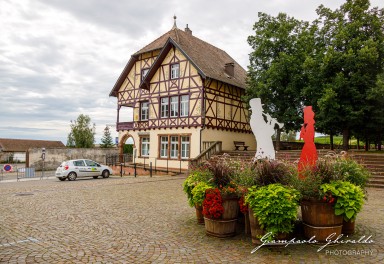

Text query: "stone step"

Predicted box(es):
[369, 180, 384, 185]
[367, 184, 384, 189]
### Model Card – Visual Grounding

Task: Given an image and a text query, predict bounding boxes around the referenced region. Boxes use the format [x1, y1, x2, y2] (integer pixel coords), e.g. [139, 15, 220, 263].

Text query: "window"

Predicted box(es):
[181, 136, 190, 159]
[73, 160, 85, 166]
[158, 135, 190, 159]
[159, 94, 189, 118]
[85, 160, 97, 166]
[140, 101, 149, 121]
[161, 97, 169, 118]
[180, 95, 189, 117]
[160, 136, 168, 158]
[170, 136, 179, 159]
[170, 96, 178, 117]
[141, 68, 149, 81]
[141, 137, 150, 156]
[170, 63, 179, 79]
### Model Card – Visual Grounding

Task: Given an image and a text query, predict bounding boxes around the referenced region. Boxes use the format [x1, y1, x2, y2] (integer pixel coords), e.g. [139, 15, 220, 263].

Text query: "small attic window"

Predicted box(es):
[224, 63, 235, 78]
[170, 63, 180, 79]
[141, 68, 149, 81]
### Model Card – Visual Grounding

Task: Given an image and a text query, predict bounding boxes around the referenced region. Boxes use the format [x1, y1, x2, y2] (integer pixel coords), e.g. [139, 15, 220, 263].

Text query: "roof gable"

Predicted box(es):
[109, 27, 247, 97]
[140, 37, 205, 90]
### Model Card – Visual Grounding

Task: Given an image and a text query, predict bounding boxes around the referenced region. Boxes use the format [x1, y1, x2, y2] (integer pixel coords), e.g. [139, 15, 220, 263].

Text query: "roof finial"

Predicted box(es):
[172, 15, 177, 29]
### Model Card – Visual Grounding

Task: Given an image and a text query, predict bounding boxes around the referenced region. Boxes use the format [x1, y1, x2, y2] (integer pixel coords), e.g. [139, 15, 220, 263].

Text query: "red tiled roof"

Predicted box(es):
[0, 138, 65, 152]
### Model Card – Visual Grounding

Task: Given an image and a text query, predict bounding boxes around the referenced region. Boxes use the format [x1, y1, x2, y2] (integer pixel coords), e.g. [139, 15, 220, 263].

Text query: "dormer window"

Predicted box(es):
[141, 68, 149, 81]
[170, 63, 179, 79]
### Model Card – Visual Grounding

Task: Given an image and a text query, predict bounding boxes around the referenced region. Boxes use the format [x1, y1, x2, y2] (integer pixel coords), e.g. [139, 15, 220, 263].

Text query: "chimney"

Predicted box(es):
[185, 24, 192, 35]
[224, 62, 235, 78]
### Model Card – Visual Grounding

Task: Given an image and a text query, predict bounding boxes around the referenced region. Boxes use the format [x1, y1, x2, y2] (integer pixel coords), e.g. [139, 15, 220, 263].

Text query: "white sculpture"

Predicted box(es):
[249, 98, 284, 160]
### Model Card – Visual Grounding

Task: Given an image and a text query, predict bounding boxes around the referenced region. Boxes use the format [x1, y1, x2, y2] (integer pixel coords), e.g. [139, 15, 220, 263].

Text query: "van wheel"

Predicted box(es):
[67, 172, 77, 181]
[102, 170, 110, 178]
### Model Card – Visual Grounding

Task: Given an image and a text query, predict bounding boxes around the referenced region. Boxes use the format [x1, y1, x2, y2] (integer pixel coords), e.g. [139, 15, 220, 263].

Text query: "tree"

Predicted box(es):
[309, 0, 384, 150]
[246, 12, 314, 149]
[356, 71, 384, 150]
[100, 126, 115, 148]
[66, 114, 95, 148]
[280, 131, 297, 142]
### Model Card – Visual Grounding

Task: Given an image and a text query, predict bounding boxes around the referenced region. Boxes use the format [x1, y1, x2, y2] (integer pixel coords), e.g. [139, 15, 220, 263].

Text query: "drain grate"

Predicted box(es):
[14, 193, 34, 196]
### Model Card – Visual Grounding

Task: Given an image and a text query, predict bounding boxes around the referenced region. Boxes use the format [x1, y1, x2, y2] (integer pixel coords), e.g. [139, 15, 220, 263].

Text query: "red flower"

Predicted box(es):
[202, 188, 224, 219]
[238, 195, 248, 214]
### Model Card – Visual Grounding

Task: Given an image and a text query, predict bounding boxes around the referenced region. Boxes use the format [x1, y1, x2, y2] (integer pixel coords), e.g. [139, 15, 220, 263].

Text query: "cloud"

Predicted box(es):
[0, 0, 382, 144]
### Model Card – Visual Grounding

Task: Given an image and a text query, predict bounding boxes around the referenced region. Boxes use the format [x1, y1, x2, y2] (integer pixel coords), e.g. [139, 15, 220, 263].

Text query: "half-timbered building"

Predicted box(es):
[109, 20, 256, 170]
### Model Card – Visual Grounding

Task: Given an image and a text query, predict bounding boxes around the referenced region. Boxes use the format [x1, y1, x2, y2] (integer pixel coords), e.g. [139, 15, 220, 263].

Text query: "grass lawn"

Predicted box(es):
[298, 135, 383, 152]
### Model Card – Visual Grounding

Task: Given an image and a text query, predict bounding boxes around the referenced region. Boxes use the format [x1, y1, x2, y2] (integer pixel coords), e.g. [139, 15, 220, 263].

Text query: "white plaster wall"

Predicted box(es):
[27, 148, 118, 170]
[119, 127, 201, 170]
[201, 128, 256, 151]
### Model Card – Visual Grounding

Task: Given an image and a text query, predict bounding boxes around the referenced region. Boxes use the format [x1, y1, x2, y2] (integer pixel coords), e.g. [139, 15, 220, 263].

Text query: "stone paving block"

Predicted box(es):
[0, 176, 383, 263]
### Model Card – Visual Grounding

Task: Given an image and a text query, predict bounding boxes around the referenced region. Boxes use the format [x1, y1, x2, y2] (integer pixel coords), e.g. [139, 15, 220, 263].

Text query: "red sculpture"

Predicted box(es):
[298, 106, 318, 177]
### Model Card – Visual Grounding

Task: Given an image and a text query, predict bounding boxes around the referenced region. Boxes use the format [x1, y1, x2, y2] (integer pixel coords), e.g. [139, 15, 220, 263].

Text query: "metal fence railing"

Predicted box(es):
[106, 154, 133, 166]
[0, 165, 51, 182]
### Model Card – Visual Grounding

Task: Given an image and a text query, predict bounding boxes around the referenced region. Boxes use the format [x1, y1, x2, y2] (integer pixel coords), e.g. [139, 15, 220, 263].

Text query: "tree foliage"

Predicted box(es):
[309, 0, 384, 149]
[246, 12, 312, 133]
[100, 126, 115, 148]
[66, 114, 95, 148]
[246, 0, 384, 150]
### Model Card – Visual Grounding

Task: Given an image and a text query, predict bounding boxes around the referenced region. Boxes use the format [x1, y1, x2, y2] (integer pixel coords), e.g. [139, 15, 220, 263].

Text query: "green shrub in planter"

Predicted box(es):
[191, 182, 213, 207]
[183, 168, 213, 207]
[320, 180, 365, 221]
[245, 184, 300, 238]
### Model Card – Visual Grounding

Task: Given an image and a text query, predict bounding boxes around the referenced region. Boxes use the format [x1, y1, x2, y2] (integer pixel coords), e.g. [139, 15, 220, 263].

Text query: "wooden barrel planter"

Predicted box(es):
[342, 220, 355, 235]
[204, 217, 237, 238]
[248, 208, 265, 244]
[221, 197, 239, 219]
[244, 211, 251, 236]
[195, 205, 204, 225]
[204, 197, 239, 238]
[301, 199, 343, 242]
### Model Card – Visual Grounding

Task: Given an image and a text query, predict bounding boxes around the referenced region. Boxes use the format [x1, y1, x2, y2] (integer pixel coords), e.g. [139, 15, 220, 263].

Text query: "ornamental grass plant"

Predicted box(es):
[293, 156, 371, 201]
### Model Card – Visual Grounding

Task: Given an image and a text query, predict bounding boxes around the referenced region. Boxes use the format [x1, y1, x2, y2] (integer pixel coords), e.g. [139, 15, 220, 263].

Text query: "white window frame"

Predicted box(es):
[141, 137, 150, 157]
[140, 101, 149, 121]
[181, 136, 190, 159]
[170, 136, 179, 159]
[141, 68, 149, 81]
[160, 136, 168, 158]
[170, 96, 178, 117]
[180, 95, 189, 117]
[170, 63, 179, 79]
[161, 97, 169, 118]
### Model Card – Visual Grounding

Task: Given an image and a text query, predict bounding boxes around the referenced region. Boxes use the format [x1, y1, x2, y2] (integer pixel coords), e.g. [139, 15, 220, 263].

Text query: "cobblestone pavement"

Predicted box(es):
[0, 176, 383, 263]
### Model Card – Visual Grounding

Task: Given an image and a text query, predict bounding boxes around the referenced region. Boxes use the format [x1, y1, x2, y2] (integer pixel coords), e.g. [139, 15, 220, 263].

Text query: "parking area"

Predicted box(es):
[0, 176, 383, 263]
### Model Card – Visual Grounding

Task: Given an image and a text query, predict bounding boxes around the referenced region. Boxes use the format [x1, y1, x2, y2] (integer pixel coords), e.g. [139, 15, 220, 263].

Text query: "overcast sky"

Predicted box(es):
[1, 0, 382, 145]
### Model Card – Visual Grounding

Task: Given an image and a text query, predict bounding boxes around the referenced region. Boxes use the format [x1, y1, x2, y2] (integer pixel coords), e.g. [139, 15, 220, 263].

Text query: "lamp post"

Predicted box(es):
[41, 148, 46, 179]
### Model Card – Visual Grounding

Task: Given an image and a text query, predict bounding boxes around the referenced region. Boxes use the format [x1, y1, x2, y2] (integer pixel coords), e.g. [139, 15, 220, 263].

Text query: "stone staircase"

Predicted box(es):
[350, 153, 384, 189]
[217, 150, 384, 189]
